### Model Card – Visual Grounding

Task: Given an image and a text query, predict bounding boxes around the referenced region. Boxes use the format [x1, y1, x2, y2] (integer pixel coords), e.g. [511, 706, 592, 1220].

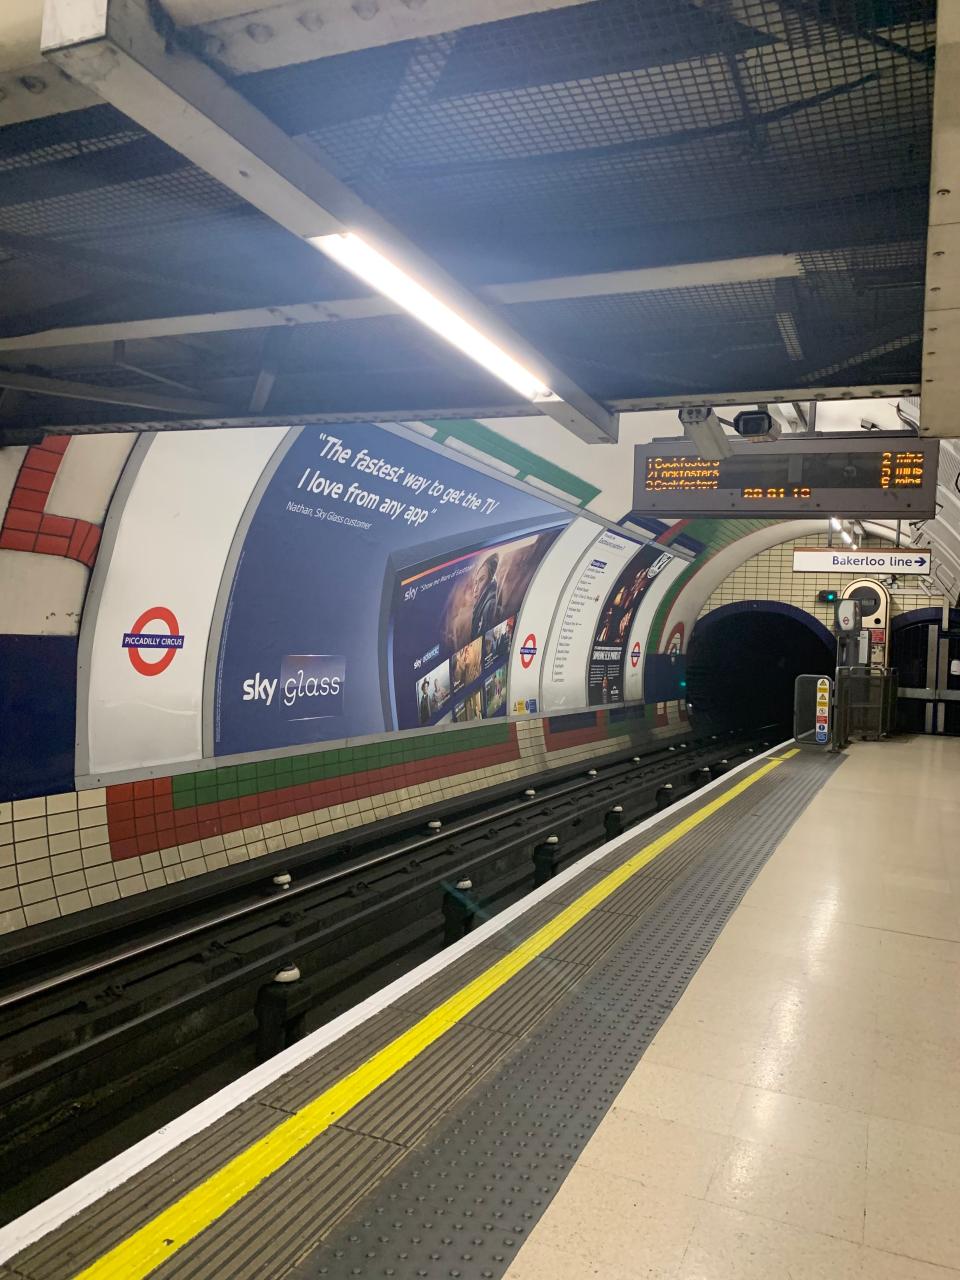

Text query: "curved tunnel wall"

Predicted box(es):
[0, 416, 935, 934]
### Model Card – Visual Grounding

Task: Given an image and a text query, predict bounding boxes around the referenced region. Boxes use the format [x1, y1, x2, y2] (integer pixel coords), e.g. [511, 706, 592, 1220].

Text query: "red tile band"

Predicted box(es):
[0, 435, 102, 567]
[106, 735, 522, 860]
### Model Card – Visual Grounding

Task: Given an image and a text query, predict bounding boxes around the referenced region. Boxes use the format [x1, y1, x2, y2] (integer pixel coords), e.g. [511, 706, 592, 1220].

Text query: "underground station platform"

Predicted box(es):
[1, 745, 826, 1279]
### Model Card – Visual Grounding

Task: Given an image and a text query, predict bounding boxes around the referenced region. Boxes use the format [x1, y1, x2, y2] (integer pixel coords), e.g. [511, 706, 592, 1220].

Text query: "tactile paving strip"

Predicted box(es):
[4, 753, 832, 1280]
[293, 751, 841, 1279]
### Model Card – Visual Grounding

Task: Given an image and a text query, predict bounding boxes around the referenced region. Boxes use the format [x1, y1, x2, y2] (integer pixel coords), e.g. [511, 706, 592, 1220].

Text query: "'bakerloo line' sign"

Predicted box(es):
[791, 547, 932, 576]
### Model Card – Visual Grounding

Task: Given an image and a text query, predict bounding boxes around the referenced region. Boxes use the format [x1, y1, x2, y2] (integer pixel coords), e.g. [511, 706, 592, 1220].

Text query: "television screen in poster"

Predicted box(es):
[390, 521, 566, 730]
[484, 663, 508, 718]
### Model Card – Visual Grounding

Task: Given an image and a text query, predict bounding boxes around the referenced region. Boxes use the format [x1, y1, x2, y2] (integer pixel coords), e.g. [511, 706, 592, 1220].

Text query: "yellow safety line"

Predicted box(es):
[775, 747, 801, 760]
[70, 756, 784, 1280]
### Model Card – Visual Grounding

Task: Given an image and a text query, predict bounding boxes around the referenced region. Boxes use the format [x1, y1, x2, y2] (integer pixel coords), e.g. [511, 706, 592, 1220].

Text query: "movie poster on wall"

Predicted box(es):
[541, 527, 649, 710]
[587, 545, 676, 705]
[212, 424, 571, 756]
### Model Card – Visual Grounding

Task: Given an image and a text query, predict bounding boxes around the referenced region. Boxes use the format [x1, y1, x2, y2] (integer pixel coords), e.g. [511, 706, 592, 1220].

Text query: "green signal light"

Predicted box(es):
[679, 679, 687, 689]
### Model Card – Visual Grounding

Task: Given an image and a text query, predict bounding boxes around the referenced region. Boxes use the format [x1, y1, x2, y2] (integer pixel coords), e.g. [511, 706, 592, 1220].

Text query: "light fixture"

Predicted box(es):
[310, 231, 557, 404]
[841, 530, 854, 545]
[830, 517, 842, 531]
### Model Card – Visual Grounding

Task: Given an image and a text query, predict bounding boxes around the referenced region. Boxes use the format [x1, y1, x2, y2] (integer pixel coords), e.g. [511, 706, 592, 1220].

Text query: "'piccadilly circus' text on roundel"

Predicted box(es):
[630, 640, 642, 668]
[519, 633, 538, 669]
[122, 606, 185, 677]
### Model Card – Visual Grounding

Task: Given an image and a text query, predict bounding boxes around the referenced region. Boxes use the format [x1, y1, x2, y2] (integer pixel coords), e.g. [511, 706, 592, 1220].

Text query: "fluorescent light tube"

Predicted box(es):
[841, 530, 853, 545]
[310, 232, 555, 403]
[830, 517, 842, 531]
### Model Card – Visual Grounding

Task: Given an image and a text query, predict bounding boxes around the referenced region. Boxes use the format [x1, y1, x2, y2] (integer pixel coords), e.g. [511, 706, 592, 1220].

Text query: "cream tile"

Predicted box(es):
[706, 1138, 866, 1242]
[12, 797, 45, 819]
[746, 1032, 875, 1112]
[867, 1117, 960, 1194]
[858, 1247, 960, 1279]
[643, 1020, 768, 1086]
[46, 811, 79, 835]
[59, 890, 93, 916]
[730, 1087, 868, 1167]
[505, 1237, 663, 1280]
[24, 899, 60, 925]
[865, 1181, 960, 1271]
[88, 883, 120, 906]
[14, 835, 50, 862]
[675, 1202, 862, 1280]
[870, 1033, 960, 1135]
[579, 1109, 731, 1198]
[613, 1061, 744, 1134]
[44, 792, 77, 814]
[874, 974, 960, 1046]
[539, 1165, 701, 1277]
[48, 830, 81, 855]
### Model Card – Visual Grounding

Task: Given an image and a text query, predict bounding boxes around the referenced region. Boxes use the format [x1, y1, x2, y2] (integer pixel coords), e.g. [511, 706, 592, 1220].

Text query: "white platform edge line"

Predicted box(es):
[0, 739, 790, 1262]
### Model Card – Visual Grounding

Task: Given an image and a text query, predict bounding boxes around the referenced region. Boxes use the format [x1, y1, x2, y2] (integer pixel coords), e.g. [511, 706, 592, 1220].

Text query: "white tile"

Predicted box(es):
[24, 899, 61, 925]
[53, 871, 87, 895]
[49, 830, 81, 855]
[59, 889, 93, 915]
[20, 879, 56, 906]
[45, 792, 77, 814]
[14, 817, 47, 842]
[12, 797, 45, 819]
[78, 806, 108, 830]
[88, 883, 121, 906]
[14, 835, 50, 862]
[77, 788, 106, 808]
[46, 811, 79, 835]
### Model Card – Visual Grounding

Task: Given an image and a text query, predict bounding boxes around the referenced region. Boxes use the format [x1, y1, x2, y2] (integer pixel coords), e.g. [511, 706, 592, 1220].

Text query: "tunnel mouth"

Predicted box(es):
[686, 603, 835, 736]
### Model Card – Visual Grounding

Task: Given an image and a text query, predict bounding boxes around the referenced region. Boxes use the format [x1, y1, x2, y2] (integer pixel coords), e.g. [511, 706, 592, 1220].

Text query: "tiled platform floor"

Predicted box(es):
[505, 736, 960, 1280]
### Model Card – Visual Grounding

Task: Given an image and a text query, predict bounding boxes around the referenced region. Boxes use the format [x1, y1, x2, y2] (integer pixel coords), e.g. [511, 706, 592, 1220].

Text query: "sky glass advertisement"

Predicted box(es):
[390, 525, 566, 731]
[213, 424, 571, 755]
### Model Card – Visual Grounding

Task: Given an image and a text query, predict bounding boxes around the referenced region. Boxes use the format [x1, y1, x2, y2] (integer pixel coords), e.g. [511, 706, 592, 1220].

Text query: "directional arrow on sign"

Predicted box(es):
[914, 557, 927, 567]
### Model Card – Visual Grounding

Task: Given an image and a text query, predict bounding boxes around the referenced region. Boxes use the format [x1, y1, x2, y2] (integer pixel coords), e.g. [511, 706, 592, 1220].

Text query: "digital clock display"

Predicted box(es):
[634, 438, 938, 518]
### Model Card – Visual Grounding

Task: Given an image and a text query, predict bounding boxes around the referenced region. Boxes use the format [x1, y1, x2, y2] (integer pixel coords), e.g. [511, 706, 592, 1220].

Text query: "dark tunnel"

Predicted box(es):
[685, 605, 835, 735]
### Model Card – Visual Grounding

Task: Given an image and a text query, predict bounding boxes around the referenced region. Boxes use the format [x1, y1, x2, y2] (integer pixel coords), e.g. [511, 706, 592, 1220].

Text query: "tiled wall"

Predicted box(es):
[0, 705, 674, 935]
[699, 533, 940, 626]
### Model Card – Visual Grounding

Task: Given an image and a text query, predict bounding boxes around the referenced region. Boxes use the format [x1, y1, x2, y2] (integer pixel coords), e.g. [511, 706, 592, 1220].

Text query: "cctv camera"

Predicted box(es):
[732, 409, 779, 440]
[677, 406, 734, 460]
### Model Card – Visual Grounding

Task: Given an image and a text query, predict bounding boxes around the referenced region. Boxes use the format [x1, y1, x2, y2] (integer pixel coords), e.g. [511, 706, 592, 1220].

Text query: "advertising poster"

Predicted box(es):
[541, 528, 649, 710]
[213, 424, 570, 755]
[390, 525, 564, 730]
[622, 553, 687, 703]
[587, 545, 677, 705]
[505, 518, 601, 716]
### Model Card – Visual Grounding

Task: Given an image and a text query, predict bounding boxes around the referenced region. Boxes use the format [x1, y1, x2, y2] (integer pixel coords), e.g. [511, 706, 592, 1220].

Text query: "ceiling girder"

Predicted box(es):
[0, 368, 223, 414]
[40, 0, 617, 444]
[0, 253, 803, 353]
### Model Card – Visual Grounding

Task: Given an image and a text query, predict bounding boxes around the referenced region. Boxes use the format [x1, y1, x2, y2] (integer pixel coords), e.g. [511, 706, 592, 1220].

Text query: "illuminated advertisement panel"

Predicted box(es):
[388, 522, 567, 729]
[213, 425, 570, 755]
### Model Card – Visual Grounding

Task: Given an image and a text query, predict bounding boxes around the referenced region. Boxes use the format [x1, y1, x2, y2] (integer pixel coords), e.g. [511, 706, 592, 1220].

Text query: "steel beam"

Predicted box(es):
[41, 0, 617, 444]
[0, 369, 223, 414]
[29, 383, 923, 435]
[0, 253, 804, 353]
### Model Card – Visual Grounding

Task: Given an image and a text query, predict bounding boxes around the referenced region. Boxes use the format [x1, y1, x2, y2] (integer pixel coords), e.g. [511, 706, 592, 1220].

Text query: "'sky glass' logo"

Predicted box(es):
[242, 655, 345, 720]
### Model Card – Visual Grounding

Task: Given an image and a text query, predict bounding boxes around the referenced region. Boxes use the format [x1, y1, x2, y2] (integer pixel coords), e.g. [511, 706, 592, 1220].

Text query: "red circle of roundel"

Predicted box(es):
[127, 605, 181, 677]
[630, 641, 642, 668]
[519, 633, 538, 669]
